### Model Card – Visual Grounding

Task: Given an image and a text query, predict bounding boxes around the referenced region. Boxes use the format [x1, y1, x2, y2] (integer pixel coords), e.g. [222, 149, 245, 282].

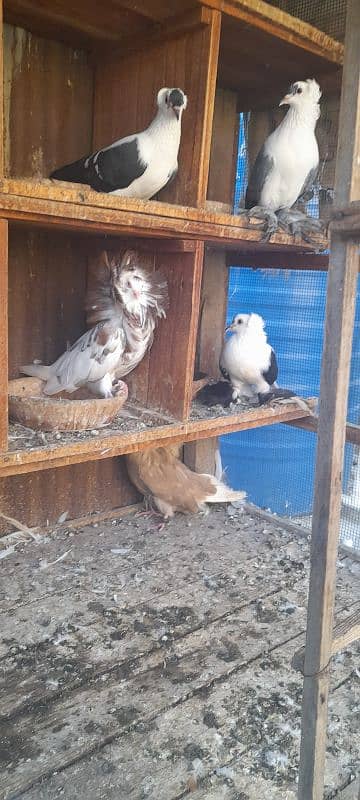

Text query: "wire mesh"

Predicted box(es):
[221, 268, 360, 553]
[265, 0, 346, 41]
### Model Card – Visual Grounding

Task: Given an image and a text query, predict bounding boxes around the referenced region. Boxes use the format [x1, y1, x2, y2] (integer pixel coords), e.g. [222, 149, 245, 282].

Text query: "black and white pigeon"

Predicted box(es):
[21, 251, 169, 397]
[219, 313, 294, 405]
[240, 79, 323, 242]
[50, 88, 187, 200]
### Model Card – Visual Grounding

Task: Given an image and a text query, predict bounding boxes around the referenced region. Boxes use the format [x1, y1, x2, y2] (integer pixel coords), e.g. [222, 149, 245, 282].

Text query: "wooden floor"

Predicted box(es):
[0, 507, 359, 800]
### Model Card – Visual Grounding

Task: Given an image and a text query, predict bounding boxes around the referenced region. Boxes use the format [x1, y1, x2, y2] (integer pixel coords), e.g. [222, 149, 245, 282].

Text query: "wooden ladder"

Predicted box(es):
[297, 0, 360, 798]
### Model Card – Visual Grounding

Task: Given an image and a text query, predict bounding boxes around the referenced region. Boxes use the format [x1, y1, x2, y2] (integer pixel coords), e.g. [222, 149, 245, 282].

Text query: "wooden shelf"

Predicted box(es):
[0, 179, 327, 253]
[1, 397, 314, 477]
[217, 0, 343, 105]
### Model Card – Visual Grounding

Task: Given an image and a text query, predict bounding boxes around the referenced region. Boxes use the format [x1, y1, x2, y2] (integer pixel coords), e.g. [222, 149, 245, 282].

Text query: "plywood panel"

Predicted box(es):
[207, 87, 239, 206]
[0, 456, 138, 533]
[8, 227, 88, 378]
[3, 24, 94, 178]
[146, 243, 203, 418]
[93, 11, 221, 207]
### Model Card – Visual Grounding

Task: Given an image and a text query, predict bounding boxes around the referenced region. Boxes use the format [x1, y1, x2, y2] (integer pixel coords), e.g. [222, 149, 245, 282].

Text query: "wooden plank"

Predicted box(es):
[285, 417, 360, 447]
[0, 457, 138, 532]
[207, 87, 239, 206]
[0, 0, 4, 177]
[0, 221, 8, 451]
[0, 178, 327, 251]
[3, 0, 194, 47]
[8, 227, 87, 378]
[0, 399, 315, 479]
[293, 604, 360, 672]
[146, 244, 204, 419]
[226, 251, 330, 270]
[184, 248, 229, 475]
[332, 605, 360, 655]
[203, 0, 344, 64]
[3, 25, 93, 179]
[298, 0, 360, 797]
[92, 9, 221, 209]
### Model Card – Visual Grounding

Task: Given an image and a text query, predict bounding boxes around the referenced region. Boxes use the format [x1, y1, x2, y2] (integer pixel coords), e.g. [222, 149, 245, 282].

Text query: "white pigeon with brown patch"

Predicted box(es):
[125, 446, 246, 519]
[21, 250, 168, 397]
[85, 249, 169, 379]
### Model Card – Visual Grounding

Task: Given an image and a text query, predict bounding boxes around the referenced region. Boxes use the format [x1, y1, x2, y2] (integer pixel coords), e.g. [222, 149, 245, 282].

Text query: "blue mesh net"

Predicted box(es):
[221, 266, 360, 551]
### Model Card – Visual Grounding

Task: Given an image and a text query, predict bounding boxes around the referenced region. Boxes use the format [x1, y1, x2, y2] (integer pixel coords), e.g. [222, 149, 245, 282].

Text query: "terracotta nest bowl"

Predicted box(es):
[8, 377, 128, 432]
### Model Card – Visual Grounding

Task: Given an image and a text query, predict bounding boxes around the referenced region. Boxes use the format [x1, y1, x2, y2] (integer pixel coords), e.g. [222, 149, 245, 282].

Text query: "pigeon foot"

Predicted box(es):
[243, 206, 279, 241]
[277, 209, 325, 247]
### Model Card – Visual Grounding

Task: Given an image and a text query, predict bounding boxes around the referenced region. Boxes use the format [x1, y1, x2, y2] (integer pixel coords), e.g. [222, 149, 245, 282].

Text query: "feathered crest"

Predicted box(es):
[85, 249, 169, 328]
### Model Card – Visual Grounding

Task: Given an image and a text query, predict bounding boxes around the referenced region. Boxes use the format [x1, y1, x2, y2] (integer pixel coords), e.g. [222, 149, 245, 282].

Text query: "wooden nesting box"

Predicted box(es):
[0, 0, 343, 530]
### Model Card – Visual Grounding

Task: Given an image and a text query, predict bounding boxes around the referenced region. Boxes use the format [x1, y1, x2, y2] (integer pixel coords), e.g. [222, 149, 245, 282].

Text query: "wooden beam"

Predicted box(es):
[292, 604, 360, 673]
[298, 1, 360, 797]
[184, 247, 229, 475]
[0, 179, 327, 251]
[226, 251, 330, 270]
[0, 221, 8, 452]
[285, 417, 360, 447]
[201, 0, 344, 65]
[2, 399, 314, 478]
[331, 605, 360, 656]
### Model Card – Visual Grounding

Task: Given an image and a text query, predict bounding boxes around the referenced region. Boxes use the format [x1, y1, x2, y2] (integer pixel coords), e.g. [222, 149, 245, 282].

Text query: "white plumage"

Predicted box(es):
[21, 250, 169, 398]
[50, 88, 187, 200]
[21, 321, 127, 398]
[243, 79, 322, 241]
[220, 313, 278, 402]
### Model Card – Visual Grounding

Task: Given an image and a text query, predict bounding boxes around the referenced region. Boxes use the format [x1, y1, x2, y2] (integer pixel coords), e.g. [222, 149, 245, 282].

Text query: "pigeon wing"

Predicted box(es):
[245, 145, 275, 209]
[89, 138, 147, 192]
[45, 323, 125, 394]
[296, 165, 319, 204]
[262, 348, 278, 386]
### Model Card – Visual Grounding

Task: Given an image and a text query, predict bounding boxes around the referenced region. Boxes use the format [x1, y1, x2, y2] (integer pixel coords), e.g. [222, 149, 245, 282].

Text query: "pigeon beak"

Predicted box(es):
[279, 94, 292, 106]
[171, 105, 181, 120]
[225, 324, 234, 333]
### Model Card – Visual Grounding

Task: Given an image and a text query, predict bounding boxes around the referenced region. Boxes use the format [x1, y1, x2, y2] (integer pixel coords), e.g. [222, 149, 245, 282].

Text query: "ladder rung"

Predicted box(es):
[292, 603, 360, 673]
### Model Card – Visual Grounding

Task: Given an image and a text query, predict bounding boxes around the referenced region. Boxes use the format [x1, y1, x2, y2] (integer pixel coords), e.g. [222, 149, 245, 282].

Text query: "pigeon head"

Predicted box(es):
[226, 313, 265, 337]
[157, 87, 188, 120]
[279, 78, 322, 108]
[113, 250, 169, 323]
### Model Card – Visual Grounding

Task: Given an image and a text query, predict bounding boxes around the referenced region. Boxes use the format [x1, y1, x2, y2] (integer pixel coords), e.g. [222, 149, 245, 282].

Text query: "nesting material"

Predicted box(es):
[8, 377, 128, 432]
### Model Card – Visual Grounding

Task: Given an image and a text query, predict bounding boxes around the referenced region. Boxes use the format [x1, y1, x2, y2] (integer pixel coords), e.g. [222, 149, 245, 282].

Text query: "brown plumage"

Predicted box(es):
[125, 446, 246, 519]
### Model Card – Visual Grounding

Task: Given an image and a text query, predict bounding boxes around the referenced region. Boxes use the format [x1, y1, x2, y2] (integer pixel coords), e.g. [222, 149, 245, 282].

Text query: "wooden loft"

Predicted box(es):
[0, 0, 343, 532]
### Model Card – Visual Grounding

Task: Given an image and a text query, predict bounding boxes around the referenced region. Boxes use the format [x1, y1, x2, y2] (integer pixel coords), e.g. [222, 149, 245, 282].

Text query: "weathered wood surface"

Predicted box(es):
[3, 0, 195, 48]
[0, 221, 8, 451]
[0, 398, 315, 481]
[0, 509, 358, 800]
[286, 417, 360, 447]
[0, 178, 327, 251]
[298, 0, 360, 797]
[3, 25, 93, 179]
[93, 9, 220, 208]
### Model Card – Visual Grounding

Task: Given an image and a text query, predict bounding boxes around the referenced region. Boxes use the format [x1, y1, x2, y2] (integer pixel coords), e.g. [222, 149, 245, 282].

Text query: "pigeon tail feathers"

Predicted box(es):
[203, 476, 246, 505]
[50, 157, 88, 184]
[21, 363, 51, 381]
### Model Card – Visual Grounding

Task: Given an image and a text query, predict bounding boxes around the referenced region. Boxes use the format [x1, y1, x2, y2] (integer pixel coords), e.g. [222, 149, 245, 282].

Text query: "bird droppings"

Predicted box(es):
[0, 507, 359, 800]
[8, 403, 175, 452]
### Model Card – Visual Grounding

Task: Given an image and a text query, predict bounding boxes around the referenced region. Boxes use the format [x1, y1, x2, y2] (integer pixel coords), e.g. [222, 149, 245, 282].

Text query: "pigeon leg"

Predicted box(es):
[277, 209, 325, 246]
[244, 206, 279, 241]
[111, 378, 127, 397]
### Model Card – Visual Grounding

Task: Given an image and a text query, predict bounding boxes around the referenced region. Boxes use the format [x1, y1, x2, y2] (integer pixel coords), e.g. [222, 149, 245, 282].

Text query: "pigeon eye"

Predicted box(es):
[296, 87, 303, 94]
[237, 319, 242, 325]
